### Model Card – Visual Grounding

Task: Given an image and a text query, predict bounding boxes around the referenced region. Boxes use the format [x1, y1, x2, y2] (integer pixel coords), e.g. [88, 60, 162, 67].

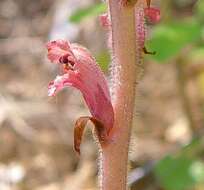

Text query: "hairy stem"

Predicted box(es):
[100, 1, 139, 190]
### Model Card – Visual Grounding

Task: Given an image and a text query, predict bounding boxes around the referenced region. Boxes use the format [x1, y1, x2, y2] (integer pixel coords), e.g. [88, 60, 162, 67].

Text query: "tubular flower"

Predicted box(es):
[47, 40, 114, 154]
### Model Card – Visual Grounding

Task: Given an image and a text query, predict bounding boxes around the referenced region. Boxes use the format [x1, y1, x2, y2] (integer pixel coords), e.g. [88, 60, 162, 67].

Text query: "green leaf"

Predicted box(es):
[190, 161, 204, 183]
[96, 51, 110, 72]
[69, 3, 107, 23]
[154, 155, 204, 190]
[147, 20, 202, 62]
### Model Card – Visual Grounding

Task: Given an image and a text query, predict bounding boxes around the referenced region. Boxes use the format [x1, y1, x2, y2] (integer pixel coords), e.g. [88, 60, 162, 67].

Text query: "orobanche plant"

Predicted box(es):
[46, 0, 160, 189]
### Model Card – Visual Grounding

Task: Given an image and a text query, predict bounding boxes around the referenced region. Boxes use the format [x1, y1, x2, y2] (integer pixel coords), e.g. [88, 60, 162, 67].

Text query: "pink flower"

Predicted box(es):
[47, 40, 114, 154]
[99, 13, 111, 28]
[144, 7, 160, 24]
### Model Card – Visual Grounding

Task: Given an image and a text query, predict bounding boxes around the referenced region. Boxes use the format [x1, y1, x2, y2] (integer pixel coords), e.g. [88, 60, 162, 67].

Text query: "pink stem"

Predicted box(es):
[100, 1, 139, 190]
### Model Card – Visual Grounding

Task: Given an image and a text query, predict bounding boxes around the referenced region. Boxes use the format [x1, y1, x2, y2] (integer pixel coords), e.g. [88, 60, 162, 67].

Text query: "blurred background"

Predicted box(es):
[0, 0, 204, 189]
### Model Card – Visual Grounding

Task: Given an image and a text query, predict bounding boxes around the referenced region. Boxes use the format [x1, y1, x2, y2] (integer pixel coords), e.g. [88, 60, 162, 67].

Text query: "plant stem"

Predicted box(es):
[100, 1, 138, 190]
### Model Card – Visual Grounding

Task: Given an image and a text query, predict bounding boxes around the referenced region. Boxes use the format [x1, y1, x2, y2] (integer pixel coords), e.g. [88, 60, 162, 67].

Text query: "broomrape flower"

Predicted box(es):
[47, 40, 114, 154]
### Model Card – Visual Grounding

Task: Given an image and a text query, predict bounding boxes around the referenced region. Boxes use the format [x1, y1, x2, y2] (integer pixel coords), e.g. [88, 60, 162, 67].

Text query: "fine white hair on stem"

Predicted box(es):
[109, 56, 122, 102]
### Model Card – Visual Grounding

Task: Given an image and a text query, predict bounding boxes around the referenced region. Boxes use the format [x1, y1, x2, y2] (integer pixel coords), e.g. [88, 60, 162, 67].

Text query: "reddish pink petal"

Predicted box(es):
[46, 40, 72, 63]
[47, 40, 114, 147]
[99, 13, 111, 28]
[144, 7, 160, 24]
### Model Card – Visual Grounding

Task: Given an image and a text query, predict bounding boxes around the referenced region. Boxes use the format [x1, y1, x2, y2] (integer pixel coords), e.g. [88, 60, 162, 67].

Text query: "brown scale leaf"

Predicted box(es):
[74, 116, 108, 154]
